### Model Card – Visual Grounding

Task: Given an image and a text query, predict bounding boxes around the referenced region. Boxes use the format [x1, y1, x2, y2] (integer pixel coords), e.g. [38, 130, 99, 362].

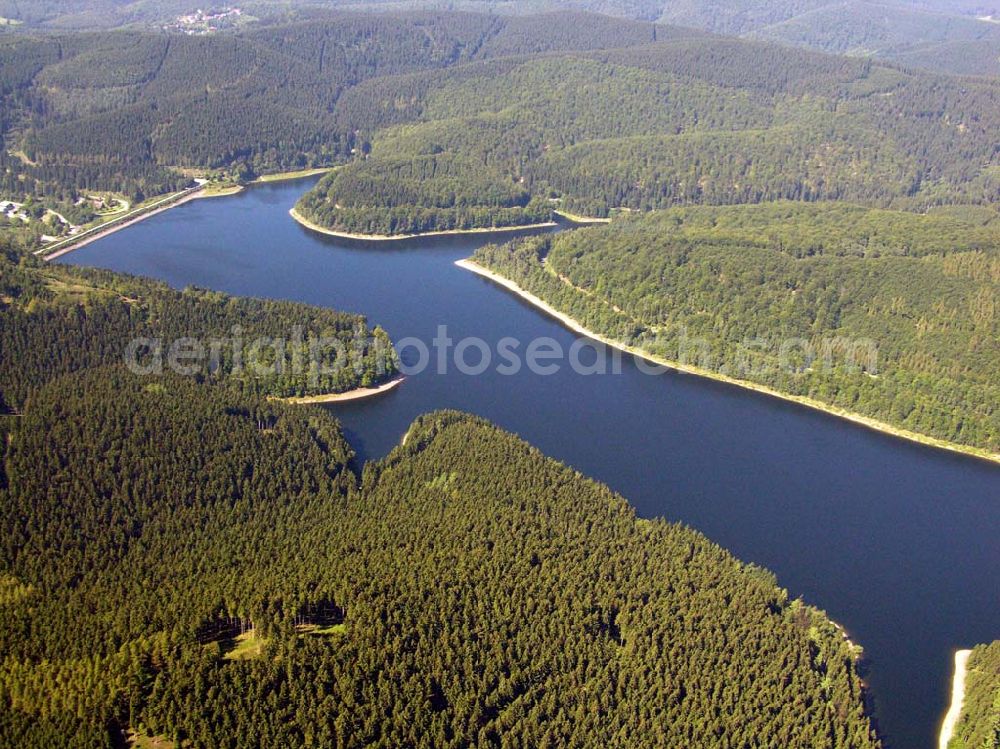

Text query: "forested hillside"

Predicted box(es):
[659, 0, 1000, 68]
[295, 33, 1000, 235]
[472, 203, 1000, 455]
[0, 373, 880, 747]
[6, 8, 998, 225]
[950, 641, 1000, 749]
[296, 151, 553, 236]
[4, 11, 998, 234]
[4, 0, 997, 76]
[744, 1, 1000, 57]
[0, 12, 663, 204]
[893, 37, 1000, 77]
[0, 246, 396, 409]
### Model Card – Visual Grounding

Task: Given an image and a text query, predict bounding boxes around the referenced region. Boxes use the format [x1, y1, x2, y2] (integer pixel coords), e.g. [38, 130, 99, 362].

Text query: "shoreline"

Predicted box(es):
[553, 209, 612, 224]
[280, 376, 404, 405]
[253, 167, 335, 183]
[40, 188, 207, 261]
[289, 207, 558, 241]
[455, 259, 1000, 467]
[39, 167, 335, 261]
[939, 649, 972, 749]
[199, 185, 245, 198]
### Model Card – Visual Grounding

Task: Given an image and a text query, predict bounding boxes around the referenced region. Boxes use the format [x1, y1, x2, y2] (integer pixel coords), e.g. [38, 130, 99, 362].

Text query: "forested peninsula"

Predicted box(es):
[0, 247, 397, 409]
[470, 203, 1000, 459]
[0, 367, 880, 748]
[293, 27, 1000, 236]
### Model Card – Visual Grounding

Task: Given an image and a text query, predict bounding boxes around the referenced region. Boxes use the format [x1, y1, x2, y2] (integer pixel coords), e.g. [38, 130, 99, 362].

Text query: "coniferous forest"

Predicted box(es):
[472, 203, 1000, 454]
[0, 5, 997, 747]
[294, 40, 1000, 234]
[0, 222, 882, 746]
[0, 249, 396, 409]
[0, 365, 879, 748]
[949, 641, 1000, 749]
[2, 1, 996, 77]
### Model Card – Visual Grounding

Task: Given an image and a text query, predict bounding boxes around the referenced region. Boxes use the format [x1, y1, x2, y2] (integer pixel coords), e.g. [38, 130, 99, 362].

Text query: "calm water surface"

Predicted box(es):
[60, 179, 1000, 749]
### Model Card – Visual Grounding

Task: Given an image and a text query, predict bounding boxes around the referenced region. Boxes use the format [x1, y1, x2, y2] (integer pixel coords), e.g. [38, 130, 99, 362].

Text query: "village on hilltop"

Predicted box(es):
[164, 7, 248, 35]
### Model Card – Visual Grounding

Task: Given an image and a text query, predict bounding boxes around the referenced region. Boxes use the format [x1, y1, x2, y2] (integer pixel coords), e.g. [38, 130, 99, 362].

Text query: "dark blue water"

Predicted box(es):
[60, 178, 1000, 749]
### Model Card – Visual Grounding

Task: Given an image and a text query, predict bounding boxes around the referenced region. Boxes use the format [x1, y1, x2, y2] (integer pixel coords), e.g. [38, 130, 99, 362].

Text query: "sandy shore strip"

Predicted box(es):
[199, 185, 245, 198]
[40, 169, 333, 260]
[40, 188, 206, 260]
[456, 258, 1000, 466]
[253, 167, 334, 183]
[553, 209, 612, 224]
[280, 376, 404, 405]
[939, 649, 973, 749]
[290, 207, 557, 242]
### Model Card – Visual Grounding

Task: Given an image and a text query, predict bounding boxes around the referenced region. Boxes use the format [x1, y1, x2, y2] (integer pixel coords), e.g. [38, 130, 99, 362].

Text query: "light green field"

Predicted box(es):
[127, 731, 176, 749]
[222, 631, 268, 661]
[40, 275, 117, 306]
[296, 623, 347, 637]
[200, 183, 244, 197]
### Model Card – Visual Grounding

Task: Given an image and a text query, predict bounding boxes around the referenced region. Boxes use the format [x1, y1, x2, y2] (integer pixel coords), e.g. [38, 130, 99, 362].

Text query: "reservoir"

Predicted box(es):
[59, 177, 1000, 749]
